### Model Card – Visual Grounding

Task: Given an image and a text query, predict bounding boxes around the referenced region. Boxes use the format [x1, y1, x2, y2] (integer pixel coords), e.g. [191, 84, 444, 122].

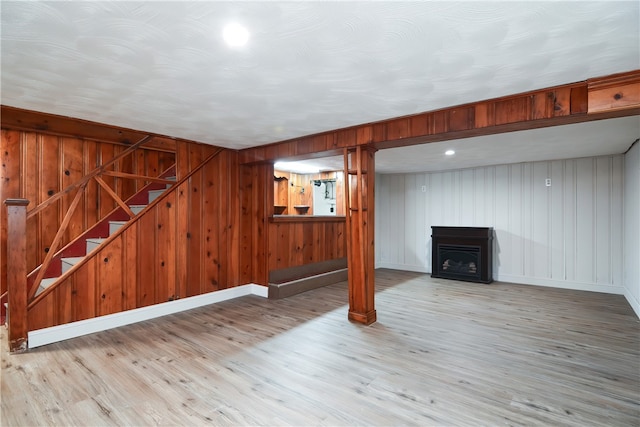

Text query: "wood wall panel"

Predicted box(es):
[376, 154, 625, 293]
[61, 138, 85, 243]
[98, 143, 116, 218]
[203, 162, 219, 291]
[97, 236, 123, 316]
[136, 211, 156, 308]
[266, 219, 346, 273]
[24, 147, 242, 331]
[186, 170, 203, 297]
[623, 141, 640, 316]
[39, 134, 61, 262]
[0, 128, 176, 298]
[74, 257, 96, 321]
[240, 165, 346, 285]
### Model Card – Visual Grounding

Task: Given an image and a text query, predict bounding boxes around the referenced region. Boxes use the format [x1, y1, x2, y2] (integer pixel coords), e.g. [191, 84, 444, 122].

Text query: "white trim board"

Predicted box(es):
[624, 286, 640, 319]
[28, 284, 268, 349]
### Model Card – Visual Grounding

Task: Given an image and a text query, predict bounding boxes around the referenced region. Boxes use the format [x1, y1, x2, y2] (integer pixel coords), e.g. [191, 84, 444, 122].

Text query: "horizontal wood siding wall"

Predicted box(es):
[0, 129, 175, 298]
[26, 145, 240, 330]
[376, 155, 625, 292]
[268, 220, 346, 272]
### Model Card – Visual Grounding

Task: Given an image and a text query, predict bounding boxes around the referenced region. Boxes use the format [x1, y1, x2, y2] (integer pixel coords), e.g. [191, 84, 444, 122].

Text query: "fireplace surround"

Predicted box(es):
[431, 226, 493, 284]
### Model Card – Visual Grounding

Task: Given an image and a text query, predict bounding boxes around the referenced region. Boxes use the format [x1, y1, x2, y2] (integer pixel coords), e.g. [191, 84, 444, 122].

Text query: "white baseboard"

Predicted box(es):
[28, 284, 268, 349]
[623, 286, 640, 319]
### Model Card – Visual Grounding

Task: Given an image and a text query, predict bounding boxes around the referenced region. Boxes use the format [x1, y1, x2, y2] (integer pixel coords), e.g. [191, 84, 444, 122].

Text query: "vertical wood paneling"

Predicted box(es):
[203, 163, 219, 291]
[563, 160, 577, 281]
[84, 142, 99, 227]
[377, 154, 625, 292]
[415, 173, 428, 269]
[39, 135, 61, 263]
[74, 257, 96, 321]
[550, 160, 565, 281]
[137, 211, 156, 307]
[156, 196, 176, 302]
[175, 181, 189, 299]
[404, 174, 417, 266]
[623, 142, 640, 314]
[217, 152, 229, 289]
[122, 223, 137, 311]
[531, 162, 549, 278]
[595, 157, 611, 284]
[61, 138, 85, 243]
[575, 158, 595, 283]
[460, 169, 474, 225]
[509, 164, 524, 276]
[610, 155, 624, 288]
[493, 165, 510, 277]
[97, 236, 122, 316]
[239, 165, 254, 284]
[55, 277, 73, 326]
[187, 169, 203, 297]
[98, 143, 115, 217]
[0, 123, 251, 332]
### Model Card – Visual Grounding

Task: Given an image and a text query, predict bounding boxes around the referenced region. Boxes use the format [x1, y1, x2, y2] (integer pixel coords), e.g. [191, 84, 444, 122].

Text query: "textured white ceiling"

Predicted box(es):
[1, 1, 639, 172]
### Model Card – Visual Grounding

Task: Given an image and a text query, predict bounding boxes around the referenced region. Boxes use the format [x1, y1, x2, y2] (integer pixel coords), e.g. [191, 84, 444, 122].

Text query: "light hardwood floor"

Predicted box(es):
[2, 269, 639, 426]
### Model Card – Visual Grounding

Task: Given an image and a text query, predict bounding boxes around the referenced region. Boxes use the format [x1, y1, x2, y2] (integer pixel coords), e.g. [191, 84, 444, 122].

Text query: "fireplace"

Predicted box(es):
[431, 226, 493, 283]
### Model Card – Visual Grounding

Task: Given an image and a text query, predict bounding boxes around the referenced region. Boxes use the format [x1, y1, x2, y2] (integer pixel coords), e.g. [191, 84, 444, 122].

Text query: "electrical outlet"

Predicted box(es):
[545, 178, 551, 187]
[421, 185, 426, 192]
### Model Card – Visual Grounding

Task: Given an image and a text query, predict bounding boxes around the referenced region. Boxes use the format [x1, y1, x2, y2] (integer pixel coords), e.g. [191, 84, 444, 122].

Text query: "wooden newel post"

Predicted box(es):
[4, 198, 30, 352]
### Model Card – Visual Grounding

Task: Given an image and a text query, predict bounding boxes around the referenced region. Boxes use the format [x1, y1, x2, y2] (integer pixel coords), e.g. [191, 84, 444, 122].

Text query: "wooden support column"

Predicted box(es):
[344, 146, 376, 324]
[4, 198, 29, 352]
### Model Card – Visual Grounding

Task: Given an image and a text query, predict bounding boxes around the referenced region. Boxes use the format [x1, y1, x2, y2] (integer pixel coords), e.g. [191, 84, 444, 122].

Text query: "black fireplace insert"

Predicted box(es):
[431, 226, 493, 283]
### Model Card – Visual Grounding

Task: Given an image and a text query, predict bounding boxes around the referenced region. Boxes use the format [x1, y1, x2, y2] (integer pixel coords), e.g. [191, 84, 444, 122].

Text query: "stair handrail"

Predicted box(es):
[27, 135, 153, 219]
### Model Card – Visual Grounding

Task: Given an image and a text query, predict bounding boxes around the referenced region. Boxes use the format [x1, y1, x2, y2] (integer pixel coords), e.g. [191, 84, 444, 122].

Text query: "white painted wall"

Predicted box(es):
[624, 142, 640, 317]
[376, 155, 626, 294]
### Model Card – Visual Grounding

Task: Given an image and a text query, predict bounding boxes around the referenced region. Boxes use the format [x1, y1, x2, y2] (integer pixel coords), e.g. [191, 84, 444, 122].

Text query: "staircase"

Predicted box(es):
[27, 168, 176, 299]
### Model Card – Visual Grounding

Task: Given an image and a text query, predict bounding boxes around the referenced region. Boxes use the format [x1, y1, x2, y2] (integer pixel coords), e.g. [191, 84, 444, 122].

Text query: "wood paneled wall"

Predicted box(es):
[26, 147, 240, 330]
[624, 141, 640, 317]
[239, 163, 270, 286]
[241, 163, 348, 286]
[268, 219, 346, 272]
[376, 155, 625, 293]
[0, 129, 175, 297]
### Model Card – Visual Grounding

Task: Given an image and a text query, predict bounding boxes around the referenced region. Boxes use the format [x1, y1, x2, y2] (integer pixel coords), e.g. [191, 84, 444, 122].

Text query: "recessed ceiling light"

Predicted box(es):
[223, 23, 249, 47]
[445, 150, 455, 156]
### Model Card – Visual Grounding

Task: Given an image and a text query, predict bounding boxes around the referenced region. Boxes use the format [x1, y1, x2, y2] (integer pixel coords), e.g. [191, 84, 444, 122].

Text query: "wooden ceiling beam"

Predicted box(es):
[239, 69, 640, 164]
